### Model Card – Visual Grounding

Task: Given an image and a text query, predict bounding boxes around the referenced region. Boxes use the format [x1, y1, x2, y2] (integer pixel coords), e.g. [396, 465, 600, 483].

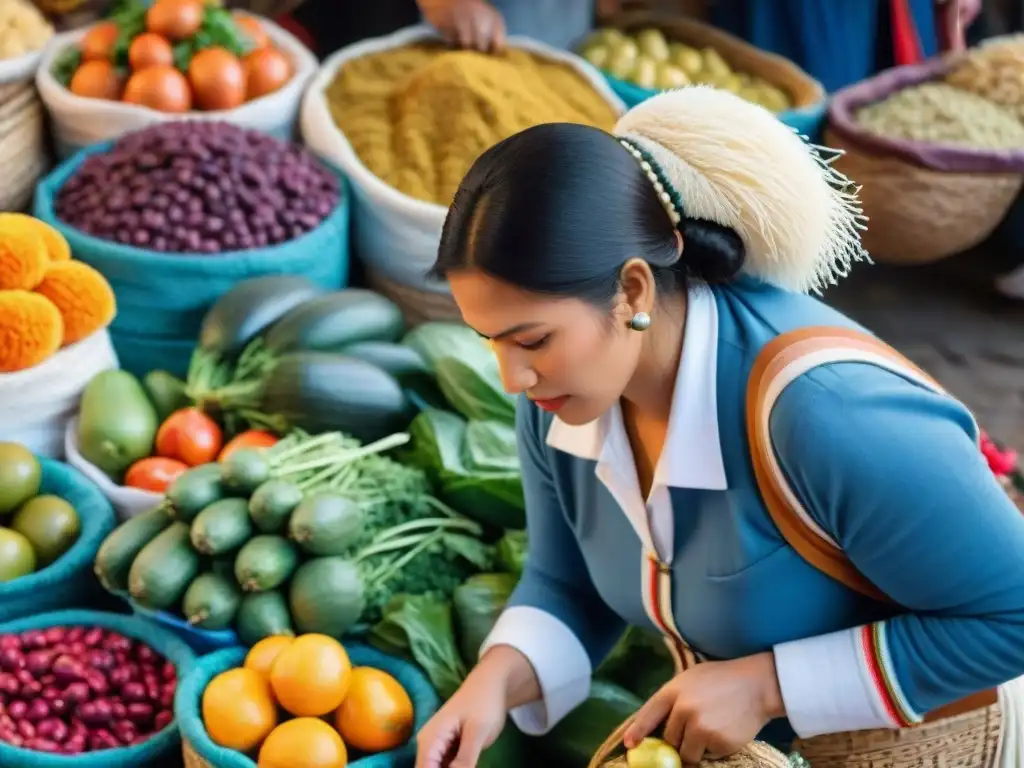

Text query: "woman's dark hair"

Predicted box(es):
[431, 122, 745, 305]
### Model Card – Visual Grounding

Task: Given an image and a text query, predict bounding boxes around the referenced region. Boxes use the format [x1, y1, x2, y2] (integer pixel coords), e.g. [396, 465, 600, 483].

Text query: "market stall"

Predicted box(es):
[3, 0, 1024, 764]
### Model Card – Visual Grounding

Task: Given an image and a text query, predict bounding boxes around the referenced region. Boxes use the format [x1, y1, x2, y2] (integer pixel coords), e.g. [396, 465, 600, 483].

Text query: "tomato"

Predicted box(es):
[129, 33, 174, 71]
[80, 21, 119, 61]
[156, 408, 223, 466]
[69, 60, 123, 100]
[243, 47, 291, 101]
[145, 0, 204, 41]
[234, 15, 268, 50]
[124, 457, 189, 493]
[188, 46, 246, 111]
[219, 430, 278, 462]
[123, 66, 193, 113]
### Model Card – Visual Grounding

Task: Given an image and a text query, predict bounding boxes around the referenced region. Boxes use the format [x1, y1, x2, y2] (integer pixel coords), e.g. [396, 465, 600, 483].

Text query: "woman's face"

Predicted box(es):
[448, 269, 642, 426]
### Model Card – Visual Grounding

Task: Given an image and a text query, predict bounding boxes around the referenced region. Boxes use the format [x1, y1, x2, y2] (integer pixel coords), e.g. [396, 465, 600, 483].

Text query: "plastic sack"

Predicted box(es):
[594, 12, 827, 138]
[300, 25, 625, 290]
[34, 147, 350, 378]
[0, 609, 196, 768]
[0, 330, 118, 458]
[175, 644, 441, 768]
[826, 58, 1024, 264]
[64, 418, 162, 522]
[35, 13, 319, 159]
[0, 457, 117, 622]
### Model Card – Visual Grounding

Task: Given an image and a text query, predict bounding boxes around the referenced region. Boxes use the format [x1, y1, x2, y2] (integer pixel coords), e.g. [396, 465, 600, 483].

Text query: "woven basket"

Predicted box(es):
[826, 58, 1024, 266]
[0, 80, 47, 212]
[591, 720, 792, 768]
[365, 267, 463, 326]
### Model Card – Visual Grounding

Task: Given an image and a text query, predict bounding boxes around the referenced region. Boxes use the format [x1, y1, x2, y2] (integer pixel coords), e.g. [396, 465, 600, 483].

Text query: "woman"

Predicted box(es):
[414, 86, 1024, 768]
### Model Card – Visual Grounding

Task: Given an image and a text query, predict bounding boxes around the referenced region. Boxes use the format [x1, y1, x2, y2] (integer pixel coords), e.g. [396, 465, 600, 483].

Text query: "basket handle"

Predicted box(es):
[588, 717, 635, 768]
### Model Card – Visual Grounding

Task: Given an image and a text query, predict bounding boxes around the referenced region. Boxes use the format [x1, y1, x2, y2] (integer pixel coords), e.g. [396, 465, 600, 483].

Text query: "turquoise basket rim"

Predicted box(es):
[0, 458, 115, 603]
[176, 643, 440, 767]
[0, 609, 197, 767]
[33, 138, 351, 272]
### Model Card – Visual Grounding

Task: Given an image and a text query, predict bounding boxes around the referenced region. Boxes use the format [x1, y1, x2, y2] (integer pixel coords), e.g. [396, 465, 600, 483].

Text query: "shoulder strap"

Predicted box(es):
[745, 326, 962, 604]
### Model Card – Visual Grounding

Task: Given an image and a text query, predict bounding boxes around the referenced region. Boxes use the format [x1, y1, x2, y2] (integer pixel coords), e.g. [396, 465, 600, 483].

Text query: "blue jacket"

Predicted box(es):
[481, 277, 1024, 744]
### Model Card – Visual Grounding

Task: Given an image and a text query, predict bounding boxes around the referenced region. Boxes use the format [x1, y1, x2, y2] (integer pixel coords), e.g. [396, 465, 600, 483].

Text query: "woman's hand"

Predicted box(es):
[417, 0, 507, 52]
[623, 652, 785, 765]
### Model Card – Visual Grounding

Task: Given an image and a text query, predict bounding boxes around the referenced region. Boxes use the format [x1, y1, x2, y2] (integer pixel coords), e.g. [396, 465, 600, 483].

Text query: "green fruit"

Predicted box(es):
[234, 535, 299, 592]
[166, 464, 223, 523]
[287, 493, 363, 556]
[248, 479, 302, 534]
[11, 495, 80, 567]
[94, 504, 174, 593]
[190, 498, 252, 555]
[220, 449, 271, 496]
[235, 590, 294, 646]
[0, 443, 41, 515]
[128, 522, 201, 610]
[0, 528, 36, 582]
[142, 370, 190, 422]
[77, 371, 159, 480]
[182, 572, 242, 630]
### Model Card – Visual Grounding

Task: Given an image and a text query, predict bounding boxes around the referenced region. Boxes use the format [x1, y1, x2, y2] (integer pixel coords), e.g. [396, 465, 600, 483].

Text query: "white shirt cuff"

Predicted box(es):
[774, 627, 897, 738]
[479, 605, 592, 736]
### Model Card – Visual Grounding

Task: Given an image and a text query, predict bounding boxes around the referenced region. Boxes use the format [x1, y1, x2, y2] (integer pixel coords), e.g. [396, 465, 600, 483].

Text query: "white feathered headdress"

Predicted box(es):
[614, 86, 868, 294]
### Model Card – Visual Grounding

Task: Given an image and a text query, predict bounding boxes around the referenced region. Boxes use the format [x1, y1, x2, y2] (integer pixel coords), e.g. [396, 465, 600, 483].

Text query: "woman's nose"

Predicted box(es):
[494, 348, 537, 395]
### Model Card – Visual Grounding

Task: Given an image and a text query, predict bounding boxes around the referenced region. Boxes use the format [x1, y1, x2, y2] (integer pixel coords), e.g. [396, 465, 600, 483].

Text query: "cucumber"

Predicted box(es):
[167, 464, 224, 522]
[77, 370, 159, 480]
[264, 290, 404, 355]
[143, 370, 190, 422]
[198, 275, 325, 357]
[190, 498, 253, 555]
[287, 493, 363, 556]
[182, 572, 242, 629]
[540, 681, 642, 765]
[235, 590, 294, 646]
[94, 504, 174, 593]
[220, 448, 271, 495]
[288, 557, 365, 638]
[128, 522, 201, 610]
[248, 479, 303, 534]
[234, 535, 299, 592]
[341, 341, 446, 407]
[260, 352, 414, 443]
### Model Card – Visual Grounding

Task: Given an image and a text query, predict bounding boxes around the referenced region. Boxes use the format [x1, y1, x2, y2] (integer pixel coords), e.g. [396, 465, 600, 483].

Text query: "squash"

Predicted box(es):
[182, 572, 243, 629]
[127, 522, 202, 609]
[259, 352, 415, 443]
[94, 504, 174, 593]
[263, 289, 405, 354]
[234, 535, 299, 592]
[289, 557, 365, 638]
[198, 275, 325, 357]
[236, 590, 295, 646]
[190, 498, 253, 555]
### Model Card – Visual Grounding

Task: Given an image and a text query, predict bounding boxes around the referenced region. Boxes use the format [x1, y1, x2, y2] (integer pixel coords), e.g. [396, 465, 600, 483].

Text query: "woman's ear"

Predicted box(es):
[617, 258, 657, 318]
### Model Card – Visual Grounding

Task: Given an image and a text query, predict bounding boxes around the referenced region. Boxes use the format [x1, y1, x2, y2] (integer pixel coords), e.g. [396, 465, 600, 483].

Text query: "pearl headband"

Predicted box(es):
[618, 137, 683, 227]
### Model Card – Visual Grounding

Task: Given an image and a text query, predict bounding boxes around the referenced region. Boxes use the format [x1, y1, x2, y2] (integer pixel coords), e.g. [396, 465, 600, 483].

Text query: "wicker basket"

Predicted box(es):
[365, 267, 463, 326]
[826, 58, 1024, 266]
[0, 80, 47, 212]
[591, 720, 793, 768]
[182, 739, 207, 768]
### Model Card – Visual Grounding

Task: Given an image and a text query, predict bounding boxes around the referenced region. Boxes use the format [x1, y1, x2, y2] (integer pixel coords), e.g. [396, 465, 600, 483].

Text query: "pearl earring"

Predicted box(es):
[629, 312, 651, 332]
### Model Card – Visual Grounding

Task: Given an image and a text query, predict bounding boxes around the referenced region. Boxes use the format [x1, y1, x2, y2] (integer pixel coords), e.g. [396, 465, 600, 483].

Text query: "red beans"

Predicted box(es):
[0, 627, 176, 755]
[54, 121, 341, 254]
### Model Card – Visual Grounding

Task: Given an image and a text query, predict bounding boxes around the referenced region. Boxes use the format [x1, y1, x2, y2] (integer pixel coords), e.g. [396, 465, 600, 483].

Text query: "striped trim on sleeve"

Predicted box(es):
[858, 622, 924, 728]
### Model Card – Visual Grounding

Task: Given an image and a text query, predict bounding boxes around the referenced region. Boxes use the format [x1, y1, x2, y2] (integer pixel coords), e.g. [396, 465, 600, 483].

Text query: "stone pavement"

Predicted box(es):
[824, 257, 1024, 450]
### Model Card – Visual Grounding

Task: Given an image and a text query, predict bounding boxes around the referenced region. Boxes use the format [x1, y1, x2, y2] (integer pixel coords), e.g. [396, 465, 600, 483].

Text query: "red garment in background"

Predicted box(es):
[890, 0, 925, 65]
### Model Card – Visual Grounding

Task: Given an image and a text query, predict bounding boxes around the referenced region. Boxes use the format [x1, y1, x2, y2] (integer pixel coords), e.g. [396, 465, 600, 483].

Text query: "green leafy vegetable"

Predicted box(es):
[406, 409, 525, 530]
[496, 530, 527, 578]
[463, 420, 518, 473]
[369, 594, 467, 699]
[453, 573, 517, 663]
[50, 47, 81, 87]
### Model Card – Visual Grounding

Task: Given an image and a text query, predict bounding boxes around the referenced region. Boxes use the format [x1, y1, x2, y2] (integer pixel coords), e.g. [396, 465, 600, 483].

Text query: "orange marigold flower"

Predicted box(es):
[0, 214, 70, 263]
[0, 219, 49, 291]
[0, 291, 64, 373]
[34, 261, 116, 346]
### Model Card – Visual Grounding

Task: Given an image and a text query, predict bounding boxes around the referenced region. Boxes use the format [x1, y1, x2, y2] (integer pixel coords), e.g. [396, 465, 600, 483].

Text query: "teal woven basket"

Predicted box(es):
[176, 644, 440, 768]
[0, 609, 196, 767]
[32, 141, 351, 379]
[0, 458, 116, 623]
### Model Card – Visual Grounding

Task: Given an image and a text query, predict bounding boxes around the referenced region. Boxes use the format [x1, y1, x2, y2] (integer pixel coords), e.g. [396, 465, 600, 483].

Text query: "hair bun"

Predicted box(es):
[678, 217, 745, 284]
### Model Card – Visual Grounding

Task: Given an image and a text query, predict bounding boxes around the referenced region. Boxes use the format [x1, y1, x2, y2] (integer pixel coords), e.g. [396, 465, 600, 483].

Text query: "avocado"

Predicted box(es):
[77, 370, 159, 481]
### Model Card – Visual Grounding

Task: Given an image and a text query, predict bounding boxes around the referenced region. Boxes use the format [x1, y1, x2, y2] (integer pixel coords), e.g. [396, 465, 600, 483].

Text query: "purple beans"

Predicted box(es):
[55, 121, 341, 255]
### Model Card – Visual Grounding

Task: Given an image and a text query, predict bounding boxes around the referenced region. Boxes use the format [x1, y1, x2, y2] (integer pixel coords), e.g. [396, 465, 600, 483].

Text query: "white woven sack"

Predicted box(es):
[36, 12, 319, 159]
[300, 25, 626, 289]
[0, 49, 44, 85]
[0, 330, 118, 458]
[64, 418, 162, 522]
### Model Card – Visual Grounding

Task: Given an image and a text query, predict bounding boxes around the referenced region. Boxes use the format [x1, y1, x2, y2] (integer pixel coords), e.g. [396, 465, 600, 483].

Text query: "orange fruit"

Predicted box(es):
[245, 635, 294, 678]
[202, 667, 278, 751]
[334, 667, 414, 753]
[269, 634, 351, 717]
[257, 718, 347, 768]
